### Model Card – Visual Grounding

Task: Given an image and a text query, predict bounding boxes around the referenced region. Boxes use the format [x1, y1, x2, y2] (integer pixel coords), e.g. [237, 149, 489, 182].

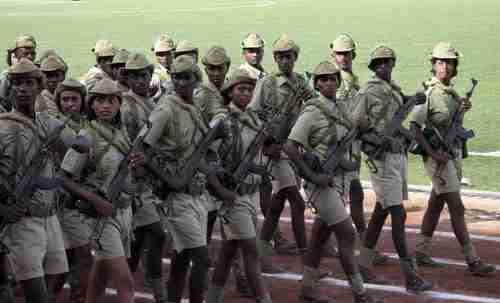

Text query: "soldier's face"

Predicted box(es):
[60, 90, 83, 114]
[433, 59, 456, 81]
[44, 70, 65, 93]
[91, 95, 120, 122]
[205, 64, 228, 89]
[14, 47, 36, 62]
[274, 51, 296, 75]
[315, 75, 338, 99]
[334, 51, 353, 71]
[156, 51, 174, 69]
[127, 68, 153, 97]
[9, 75, 41, 110]
[111, 63, 126, 81]
[172, 72, 196, 99]
[373, 58, 394, 81]
[231, 83, 255, 110]
[243, 48, 264, 66]
[97, 56, 114, 76]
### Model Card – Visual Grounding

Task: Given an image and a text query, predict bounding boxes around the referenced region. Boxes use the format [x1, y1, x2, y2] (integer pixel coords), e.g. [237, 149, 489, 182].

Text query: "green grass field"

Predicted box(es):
[1, 0, 499, 191]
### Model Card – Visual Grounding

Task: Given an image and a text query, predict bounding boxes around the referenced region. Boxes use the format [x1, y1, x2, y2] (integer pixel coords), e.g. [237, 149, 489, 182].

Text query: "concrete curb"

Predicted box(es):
[361, 181, 500, 200]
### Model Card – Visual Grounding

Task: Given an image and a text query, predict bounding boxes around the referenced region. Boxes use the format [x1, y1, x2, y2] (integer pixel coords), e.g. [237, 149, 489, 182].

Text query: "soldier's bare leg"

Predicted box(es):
[128, 225, 147, 273]
[21, 277, 49, 303]
[240, 238, 267, 299]
[0, 253, 14, 303]
[167, 250, 190, 303]
[260, 186, 306, 249]
[349, 179, 365, 234]
[188, 246, 211, 303]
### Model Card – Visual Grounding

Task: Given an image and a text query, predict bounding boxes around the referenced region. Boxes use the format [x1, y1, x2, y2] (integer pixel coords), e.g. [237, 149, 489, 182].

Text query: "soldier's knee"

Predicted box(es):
[448, 201, 465, 218]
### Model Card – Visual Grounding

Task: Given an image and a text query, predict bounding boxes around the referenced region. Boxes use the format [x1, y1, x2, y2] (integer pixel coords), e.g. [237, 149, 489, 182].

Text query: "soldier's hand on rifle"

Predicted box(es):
[129, 152, 146, 178]
[431, 150, 449, 164]
[1, 204, 27, 223]
[459, 97, 472, 113]
[312, 174, 335, 189]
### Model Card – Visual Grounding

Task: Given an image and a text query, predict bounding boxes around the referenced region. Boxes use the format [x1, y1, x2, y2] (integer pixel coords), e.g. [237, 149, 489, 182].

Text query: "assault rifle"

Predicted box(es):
[146, 118, 226, 193]
[436, 78, 477, 159]
[364, 91, 426, 173]
[304, 128, 359, 213]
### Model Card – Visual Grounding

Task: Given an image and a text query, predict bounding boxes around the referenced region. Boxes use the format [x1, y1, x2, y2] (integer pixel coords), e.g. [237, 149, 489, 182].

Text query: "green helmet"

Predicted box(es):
[175, 40, 198, 55]
[430, 42, 461, 59]
[14, 34, 37, 49]
[55, 78, 87, 112]
[368, 45, 396, 69]
[330, 33, 356, 52]
[312, 61, 340, 86]
[92, 39, 115, 57]
[89, 78, 121, 96]
[241, 33, 265, 49]
[221, 68, 256, 103]
[171, 55, 197, 74]
[112, 49, 130, 65]
[7, 58, 42, 79]
[272, 34, 300, 55]
[152, 34, 175, 52]
[40, 55, 67, 73]
[202, 46, 231, 66]
[125, 53, 153, 71]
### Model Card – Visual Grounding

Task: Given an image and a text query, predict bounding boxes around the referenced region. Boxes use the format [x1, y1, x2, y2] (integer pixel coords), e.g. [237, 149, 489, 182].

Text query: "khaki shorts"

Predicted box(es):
[164, 192, 207, 252]
[219, 192, 259, 240]
[201, 191, 218, 212]
[271, 158, 298, 192]
[424, 153, 462, 195]
[58, 208, 93, 249]
[93, 207, 133, 261]
[3, 215, 68, 281]
[306, 182, 350, 227]
[369, 152, 408, 209]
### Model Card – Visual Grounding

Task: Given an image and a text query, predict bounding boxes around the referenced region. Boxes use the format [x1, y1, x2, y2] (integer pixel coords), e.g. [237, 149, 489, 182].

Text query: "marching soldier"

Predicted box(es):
[352, 45, 433, 292]
[0, 59, 69, 303]
[36, 55, 68, 116]
[139, 55, 212, 303]
[409, 42, 496, 275]
[206, 68, 272, 303]
[110, 49, 131, 92]
[150, 34, 176, 102]
[50, 79, 93, 303]
[239, 33, 267, 80]
[80, 39, 115, 90]
[120, 53, 168, 302]
[248, 35, 311, 272]
[1, 34, 37, 111]
[61, 78, 135, 303]
[285, 61, 381, 303]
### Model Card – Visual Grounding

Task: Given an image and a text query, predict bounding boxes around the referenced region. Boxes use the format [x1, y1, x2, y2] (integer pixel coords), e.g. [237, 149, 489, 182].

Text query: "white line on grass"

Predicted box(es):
[159, 259, 500, 303]
[469, 150, 500, 157]
[258, 215, 500, 242]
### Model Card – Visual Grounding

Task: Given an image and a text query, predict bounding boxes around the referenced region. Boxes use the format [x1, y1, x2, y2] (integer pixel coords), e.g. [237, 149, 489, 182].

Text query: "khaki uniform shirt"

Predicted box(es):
[194, 81, 227, 124]
[410, 77, 463, 193]
[352, 75, 405, 137]
[289, 94, 352, 160]
[0, 111, 63, 208]
[410, 77, 461, 135]
[0, 71, 10, 111]
[239, 62, 266, 80]
[144, 94, 208, 164]
[121, 90, 156, 141]
[247, 72, 308, 123]
[35, 89, 60, 116]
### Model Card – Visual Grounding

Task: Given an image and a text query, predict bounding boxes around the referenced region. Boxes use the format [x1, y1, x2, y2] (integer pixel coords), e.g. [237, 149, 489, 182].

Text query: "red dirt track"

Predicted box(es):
[14, 191, 500, 303]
